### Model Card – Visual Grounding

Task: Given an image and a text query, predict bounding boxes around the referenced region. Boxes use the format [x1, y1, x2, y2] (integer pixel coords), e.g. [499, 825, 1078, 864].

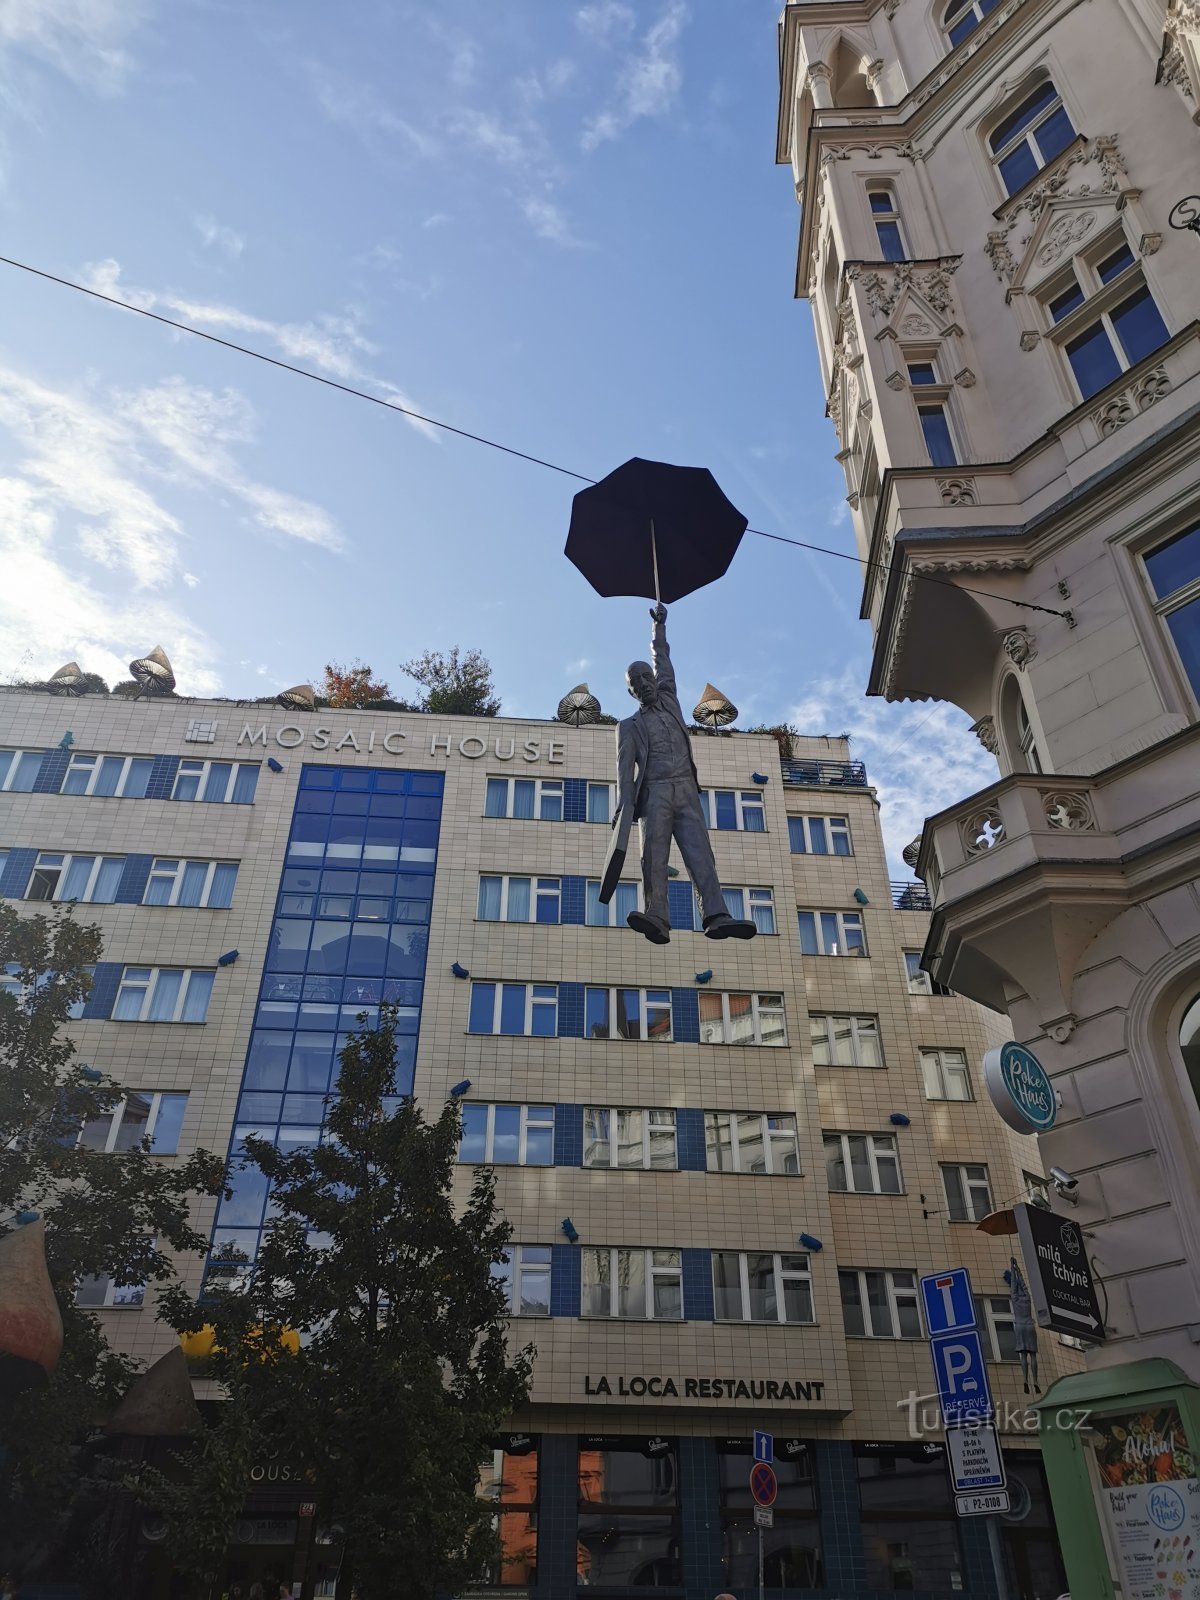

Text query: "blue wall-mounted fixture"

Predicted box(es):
[853, 887, 869, 905]
[58, 731, 75, 750]
[797, 1232, 824, 1252]
[267, 757, 284, 773]
[694, 969, 713, 984]
[217, 950, 239, 967]
[15, 1210, 40, 1225]
[889, 1112, 911, 1127]
[79, 1065, 102, 1083]
[561, 1218, 579, 1243]
[451, 962, 470, 980]
[450, 1079, 471, 1098]
[751, 772, 769, 785]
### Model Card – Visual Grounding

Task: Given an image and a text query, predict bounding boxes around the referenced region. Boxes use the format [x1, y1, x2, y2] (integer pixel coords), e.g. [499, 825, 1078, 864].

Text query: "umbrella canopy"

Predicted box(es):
[557, 683, 603, 726]
[566, 457, 747, 604]
[693, 682, 738, 730]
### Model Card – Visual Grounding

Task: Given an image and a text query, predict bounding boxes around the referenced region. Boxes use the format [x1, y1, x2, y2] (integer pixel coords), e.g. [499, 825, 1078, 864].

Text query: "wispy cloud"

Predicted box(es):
[575, 2, 636, 44]
[582, 0, 689, 150]
[194, 213, 245, 260]
[522, 195, 586, 247]
[0, 0, 147, 93]
[304, 62, 438, 158]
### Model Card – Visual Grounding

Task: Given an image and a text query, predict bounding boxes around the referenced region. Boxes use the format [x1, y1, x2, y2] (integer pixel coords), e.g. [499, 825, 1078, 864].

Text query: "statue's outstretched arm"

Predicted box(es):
[650, 603, 675, 693]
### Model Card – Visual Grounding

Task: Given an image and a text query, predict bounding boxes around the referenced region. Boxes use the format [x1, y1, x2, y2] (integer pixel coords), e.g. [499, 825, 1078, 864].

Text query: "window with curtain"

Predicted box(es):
[112, 967, 215, 1023]
[824, 1132, 902, 1194]
[143, 859, 238, 908]
[477, 875, 560, 924]
[468, 982, 558, 1037]
[25, 853, 125, 903]
[586, 879, 642, 927]
[484, 777, 563, 819]
[58, 753, 154, 798]
[712, 1252, 814, 1322]
[78, 1091, 189, 1154]
[458, 1104, 554, 1165]
[810, 1012, 883, 1067]
[0, 750, 45, 792]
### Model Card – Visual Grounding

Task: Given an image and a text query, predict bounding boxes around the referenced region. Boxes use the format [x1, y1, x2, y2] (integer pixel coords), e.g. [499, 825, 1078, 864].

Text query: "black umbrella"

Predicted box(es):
[565, 457, 747, 605]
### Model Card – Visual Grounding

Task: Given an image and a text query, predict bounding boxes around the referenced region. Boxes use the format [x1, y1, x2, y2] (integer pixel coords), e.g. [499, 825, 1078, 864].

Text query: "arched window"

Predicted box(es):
[1181, 992, 1200, 1110]
[999, 676, 1043, 773]
[868, 187, 907, 262]
[944, 0, 1000, 47]
[988, 81, 1076, 197]
[1016, 699, 1043, 773]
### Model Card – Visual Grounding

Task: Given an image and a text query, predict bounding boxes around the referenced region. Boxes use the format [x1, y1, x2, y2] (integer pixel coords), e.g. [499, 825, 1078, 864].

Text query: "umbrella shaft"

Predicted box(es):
[651, 519, 661, 605]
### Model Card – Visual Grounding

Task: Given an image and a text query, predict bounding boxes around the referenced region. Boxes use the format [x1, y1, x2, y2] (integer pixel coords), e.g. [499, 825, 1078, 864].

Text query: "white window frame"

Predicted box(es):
[703, 885, 776, 935]
[942, 1162, 993, 1222]
[978, 1294, 1018, 1362]
[788, 814, 852, 855]
[0, 750, 45, 792]
[484, 777, 564, 820]
[809, 1012, 884, 1068]
[585, 879, 645, 926]
[584, 986, 672, 1042]
[476, 874, 561, 924]
[904, 951, 951, 996]
[797, 909, 867, 957]
[74, 1271, 148, 1309]
[697, 788, 766, 831]
[698, 991, 786, 1048]
[59, 752, 154, 799]
[469, 982, 559, 1036]
[581, 1246, 682, 1321]
[459, 1103, 555, 1166]
[78, 1091, 189, 1154]
[920, 1047, 973, 1101]
[824, 1132, 902, 1195]
[867, 185, 907, 258]
[943, 0, 994, 44]
[492, 1245, 552, 1316]
[1042, 259, 1169, 398]
[0, 962, 22, 1001]
[1141, 522, 1200, 704]
[171, 759, 258, 804]
[24, 852, 126, 904]
[586, 782, 614, 823]
[712, 1251, 814, 1324]
[112, 967, 214, 1024]
[143, 858, 238, 909]
[583, 1107, 677, 1170]
[988, 80, 1076, 197]
[704, 1111, 800, 1176]
[840, 1268, 922, 1339]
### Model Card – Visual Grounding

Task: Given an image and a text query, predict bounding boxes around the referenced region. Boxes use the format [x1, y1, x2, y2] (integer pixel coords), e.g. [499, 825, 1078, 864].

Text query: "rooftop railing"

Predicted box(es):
[891, 881, 932, 911]
[780, 758, 868, 789]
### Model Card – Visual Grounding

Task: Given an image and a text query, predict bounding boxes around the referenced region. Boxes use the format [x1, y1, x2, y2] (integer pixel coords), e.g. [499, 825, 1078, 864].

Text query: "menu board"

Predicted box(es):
[1092, 1406, 1200, 1600]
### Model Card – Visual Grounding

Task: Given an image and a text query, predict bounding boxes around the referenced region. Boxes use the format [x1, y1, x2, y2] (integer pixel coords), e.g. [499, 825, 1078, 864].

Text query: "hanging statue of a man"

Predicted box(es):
[599, 604, 757, 945]
[1007, 1258, 1041, 1395]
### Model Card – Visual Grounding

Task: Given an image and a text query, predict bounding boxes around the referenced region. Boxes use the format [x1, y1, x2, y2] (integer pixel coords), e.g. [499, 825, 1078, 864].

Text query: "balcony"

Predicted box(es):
[781, 758, 868, 789]
[891, 881, 932, 911]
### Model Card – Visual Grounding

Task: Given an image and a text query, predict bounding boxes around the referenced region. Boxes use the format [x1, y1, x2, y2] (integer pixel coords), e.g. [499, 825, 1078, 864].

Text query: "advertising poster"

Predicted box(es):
[1092, 1407, 1200, 1600]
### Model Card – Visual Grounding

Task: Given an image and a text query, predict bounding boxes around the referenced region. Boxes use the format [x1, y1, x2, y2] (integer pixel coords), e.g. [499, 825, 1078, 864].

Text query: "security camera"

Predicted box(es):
[1049, 1167, 1079, 1203]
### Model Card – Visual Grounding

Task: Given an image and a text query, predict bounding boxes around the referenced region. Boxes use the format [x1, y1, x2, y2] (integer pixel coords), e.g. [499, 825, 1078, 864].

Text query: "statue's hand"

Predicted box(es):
[650, 603, 667, 624]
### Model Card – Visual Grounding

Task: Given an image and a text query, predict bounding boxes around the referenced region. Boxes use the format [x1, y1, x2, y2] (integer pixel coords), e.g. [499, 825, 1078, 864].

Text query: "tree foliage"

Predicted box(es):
[155, 1008, 533, 1600]
[401, 647, 501, 717]
[320, 661, 396, 709]
[0, 906, 226, 1581]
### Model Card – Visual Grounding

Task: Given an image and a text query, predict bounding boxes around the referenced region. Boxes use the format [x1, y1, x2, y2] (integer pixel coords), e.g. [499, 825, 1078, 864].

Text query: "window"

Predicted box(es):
[171, 760, 258, 804]
[904, 951, 951, 995]
[810, 1012, 883, 1068]
[585, 986, 671, 1042]
[920, 1047, 972, 1101]
[478, 1438, 539, 1588]
[856, 1445, 964, 1592]
[712, 1252, 814, 1323]
[25, 852, 125, 904]
[67, 966, 95, 1021]
[584, 1108, 677, 1170]
[477, 875, 561, 924]
[581, 1247, 682, 1320]
[942, 1162, 992, 1221]
[468, 982, 558, 1037]
[78, 1091, 189, 1154]
[797, 909, 866, 956]
[1057, 280, 1170, 399]
[112, 967, 215, 1024]
[699, 991, 786, 1047]
[577, 1438, 680, 1590]
[788, 815, 851, 855]
[825, 1133, 902, 1194]
[705, 1112, 800, 1175]
[840, 1269, 922, 1338]
[60, 752, 154, 798]
[711, 886, 777, 935]
[1143, 523, 1200, 700]
[0, 750, 45, 792]
[977, 1294, 1018, 1361]
[988, 81, 1077, 197]
[943, 0, 1000, 45]
[868, 187, 906, 262]
[143, 858, 238, 909]
[917, 403, 957, 467]
[459, 1104, 554, 1165]
[697, 788, 766, 831]
[0, 962, 20, 1002]
[491, 1246, 551, 1316]
[719, 1440, 823, 1590]
[74, 1271, 146, 1308]
[484, 777, 563, 820]
[586, 782, 613, 823]
[908, 361, 938, 386]
[586, 879, 643, 927]
[1024, 1169, 1052, 1207]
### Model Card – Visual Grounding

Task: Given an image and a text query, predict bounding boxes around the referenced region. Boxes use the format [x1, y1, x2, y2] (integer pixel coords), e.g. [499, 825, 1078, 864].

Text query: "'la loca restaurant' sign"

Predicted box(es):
[585, 1375, 826, 1403]
[239, 723, 567, 763]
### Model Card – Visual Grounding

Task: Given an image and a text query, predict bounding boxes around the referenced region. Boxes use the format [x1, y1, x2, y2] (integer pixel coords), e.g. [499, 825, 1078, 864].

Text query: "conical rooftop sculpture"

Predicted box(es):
[692, 682, 738, 730]
[129, 645, 176, 697]
[104, 1344, 202, 1437]
[277, 683, 316, 712]
[556, 683, 602, 726]
[47, 662, 85, 695]
[0, 1218, 64, 1400]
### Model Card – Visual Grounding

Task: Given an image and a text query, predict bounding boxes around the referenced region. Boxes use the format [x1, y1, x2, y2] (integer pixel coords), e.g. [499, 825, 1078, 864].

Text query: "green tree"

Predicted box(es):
[401, 647, 501, 717]
[320, 661, 395, 709]
[156, 1007, 533, 1600]
[0, 906, 225, 1582]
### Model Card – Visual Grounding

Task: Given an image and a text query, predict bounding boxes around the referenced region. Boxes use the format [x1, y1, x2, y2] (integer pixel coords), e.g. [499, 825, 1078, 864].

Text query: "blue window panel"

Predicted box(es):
[668, 880, 696, 931]
[1036, 103, 1076, 164]
[560, 876, 587, 926]
[787, 817, 807, 853]
[876, 220, 905, 262]
[31, 748, 70, 795]
[557, 982, 584, 1038]
[918, 406, 957, 467]
[676, 1108, 708, 1172]
[550, 1244, 581, 1317]
[499, 985, 526, 1035]
[714, 791, 737, 830]
[0, 847, 37, 899]
[145, 756, 180, 801]
[998, 141, 1039, 197]
[1146, 525, 1200, 600]
[1097, 243, 1136, 284]
[468, 983, 495, 1034]
[82, 962, 123, 1020]
[1066, 322, 1122, 399]
[672, 988, 700, 1045]
[563, 778, 588, 823]
[1111, 286, 1169, 366]
[682, 1248, 715, 1321]
[554, 1104, 583, 1167]
[114, 855, 154, 905]
[990, 81, 1058, 150]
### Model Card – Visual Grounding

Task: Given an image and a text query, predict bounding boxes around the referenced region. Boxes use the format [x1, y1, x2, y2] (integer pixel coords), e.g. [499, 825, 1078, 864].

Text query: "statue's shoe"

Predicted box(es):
[702, 914, 757, 940]
[627, 911, 670, 944]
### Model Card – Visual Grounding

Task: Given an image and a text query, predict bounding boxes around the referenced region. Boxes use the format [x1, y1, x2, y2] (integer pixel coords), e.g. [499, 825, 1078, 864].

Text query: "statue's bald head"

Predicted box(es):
[626, 660, 657, 707]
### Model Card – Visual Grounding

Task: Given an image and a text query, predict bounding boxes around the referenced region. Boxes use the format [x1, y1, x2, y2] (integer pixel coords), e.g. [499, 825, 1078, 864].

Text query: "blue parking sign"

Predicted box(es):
[920, 1268, 976, 1336]
[930, 1329, 993, 1425]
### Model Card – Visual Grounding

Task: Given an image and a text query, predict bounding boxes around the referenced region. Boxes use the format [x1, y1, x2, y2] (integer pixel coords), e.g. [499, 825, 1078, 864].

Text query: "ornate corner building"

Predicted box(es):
[777, 0, 1200, 1588]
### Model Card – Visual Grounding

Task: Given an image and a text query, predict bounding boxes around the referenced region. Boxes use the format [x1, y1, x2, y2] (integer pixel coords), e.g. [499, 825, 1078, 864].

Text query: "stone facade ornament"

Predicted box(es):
[1044, 1014, 1078, 1044]
[938, 477, 977, 506]
[985, 231, 1017, 278]
[969, 715, 999, 754]
[961, 804, 1006, 853]
[1042, 790, 1096, 830]
[1036, 210, 1097, 265]
[1002, 628, 1037, 668]
[900, 314, 933, 337]
[1092, 366, 1172, 435]
[954, 368, 976, 387]
[1019, 330, 1041, 351]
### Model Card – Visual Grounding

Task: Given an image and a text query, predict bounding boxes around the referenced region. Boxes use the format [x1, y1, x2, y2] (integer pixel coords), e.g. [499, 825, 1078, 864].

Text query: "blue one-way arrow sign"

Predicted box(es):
[753, 1430, 773, 1463]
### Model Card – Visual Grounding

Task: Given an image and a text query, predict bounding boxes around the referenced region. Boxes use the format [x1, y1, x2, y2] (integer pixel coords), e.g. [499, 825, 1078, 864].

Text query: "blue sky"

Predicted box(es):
[0, 0, 995, 867]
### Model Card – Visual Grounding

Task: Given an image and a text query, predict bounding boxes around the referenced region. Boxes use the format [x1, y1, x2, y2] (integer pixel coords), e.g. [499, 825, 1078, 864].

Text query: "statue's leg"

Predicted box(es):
[1031, 1351, 1040, 1393]
[1020, 1351, 1030, 1394]
[672, 785, 730, 925]
[637, 784, 673, 935]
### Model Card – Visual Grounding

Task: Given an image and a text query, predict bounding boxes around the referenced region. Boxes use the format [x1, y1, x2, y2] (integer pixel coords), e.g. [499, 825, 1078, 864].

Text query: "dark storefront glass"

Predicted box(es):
[718, 1438, 823, 1589]
[577, 1437, 680, 1587]
[478, 1434, 539, 1587]
[856, 1443, 963, 1592]
[1001, 1453, 1068, 1600]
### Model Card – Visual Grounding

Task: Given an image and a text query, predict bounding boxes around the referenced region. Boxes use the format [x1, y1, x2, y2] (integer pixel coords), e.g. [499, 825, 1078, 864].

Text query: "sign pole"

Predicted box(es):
[986, 1515, 1014, 1600]
[758, 1523, 764, 1600]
